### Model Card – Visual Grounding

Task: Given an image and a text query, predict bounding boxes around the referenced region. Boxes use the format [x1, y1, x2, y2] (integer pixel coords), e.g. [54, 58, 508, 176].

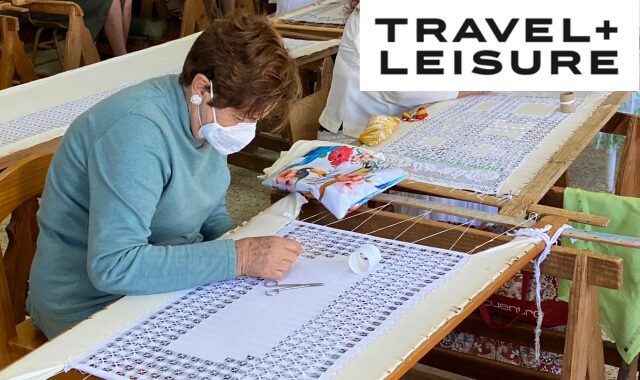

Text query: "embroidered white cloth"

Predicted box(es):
[278, 0, 347, 25]
[69, 221, 468, 380]
[377, 92, 609, 195]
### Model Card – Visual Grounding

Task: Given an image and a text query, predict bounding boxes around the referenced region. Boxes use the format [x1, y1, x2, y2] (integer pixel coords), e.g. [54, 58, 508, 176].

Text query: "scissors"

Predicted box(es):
[264, 280, 324, 296]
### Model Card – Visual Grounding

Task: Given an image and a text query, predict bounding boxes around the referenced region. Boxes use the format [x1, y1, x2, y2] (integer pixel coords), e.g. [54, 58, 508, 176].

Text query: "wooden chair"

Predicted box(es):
[12, 0, 100, 71]
[287, 55, 333, 142]
[0, 10, 38, 89]
[0, 151, 52, 369]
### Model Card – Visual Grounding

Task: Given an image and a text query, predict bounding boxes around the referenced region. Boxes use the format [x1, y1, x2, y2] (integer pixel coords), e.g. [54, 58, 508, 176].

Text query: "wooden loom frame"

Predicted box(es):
[44, 200, 621, 380]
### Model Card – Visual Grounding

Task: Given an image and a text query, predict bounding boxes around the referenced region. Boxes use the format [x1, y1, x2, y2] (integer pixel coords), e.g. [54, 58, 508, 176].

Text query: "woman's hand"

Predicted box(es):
[234, 236, 302, 280]
[457, 91, 491, 98]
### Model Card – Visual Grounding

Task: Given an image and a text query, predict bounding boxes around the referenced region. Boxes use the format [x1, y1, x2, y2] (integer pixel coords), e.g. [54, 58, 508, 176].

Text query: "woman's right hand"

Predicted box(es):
[234, 236, 302, 280]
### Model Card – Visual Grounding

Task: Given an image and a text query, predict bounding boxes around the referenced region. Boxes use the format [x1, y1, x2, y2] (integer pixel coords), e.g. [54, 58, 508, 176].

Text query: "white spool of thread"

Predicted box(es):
[349, 244, 381, 274]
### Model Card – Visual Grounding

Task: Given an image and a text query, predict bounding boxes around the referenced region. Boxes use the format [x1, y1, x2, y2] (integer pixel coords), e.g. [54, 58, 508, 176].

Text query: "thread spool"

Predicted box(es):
[348, 244, 381, 274]
[560, 92, 576, 113]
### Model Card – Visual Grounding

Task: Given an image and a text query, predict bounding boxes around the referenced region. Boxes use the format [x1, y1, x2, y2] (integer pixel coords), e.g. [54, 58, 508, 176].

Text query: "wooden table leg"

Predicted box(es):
[616, 115, 639, 197]
[0, 15, 38, 89]
[65, 4, 99, 69]
[180, 0, 210, 37]
[562, 254, 606, 380]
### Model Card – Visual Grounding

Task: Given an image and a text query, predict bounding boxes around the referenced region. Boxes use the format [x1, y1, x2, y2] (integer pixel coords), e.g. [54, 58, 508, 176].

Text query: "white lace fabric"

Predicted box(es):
[381, 92, 609, 195]
[70, 221, 468, 380]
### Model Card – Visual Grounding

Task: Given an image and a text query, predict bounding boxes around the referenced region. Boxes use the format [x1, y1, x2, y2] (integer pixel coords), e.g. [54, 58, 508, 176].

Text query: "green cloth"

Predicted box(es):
[28, 74, 237, 339]
[558, 188, 640, 363]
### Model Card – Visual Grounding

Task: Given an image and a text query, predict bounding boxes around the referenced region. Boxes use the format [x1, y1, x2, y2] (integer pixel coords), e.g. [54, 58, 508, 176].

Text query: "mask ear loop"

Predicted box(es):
[196, 103, 203, 128]
[210, 81, 218, 124]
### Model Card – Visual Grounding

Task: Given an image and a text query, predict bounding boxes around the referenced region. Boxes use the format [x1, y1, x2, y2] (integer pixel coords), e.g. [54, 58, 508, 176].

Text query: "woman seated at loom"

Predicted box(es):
[319, 0, 485, 140]
[27, 11, 302, 339]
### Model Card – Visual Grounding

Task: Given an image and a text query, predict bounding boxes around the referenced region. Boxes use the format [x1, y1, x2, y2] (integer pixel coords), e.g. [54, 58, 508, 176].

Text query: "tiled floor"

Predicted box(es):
[225, 164, 272, 225]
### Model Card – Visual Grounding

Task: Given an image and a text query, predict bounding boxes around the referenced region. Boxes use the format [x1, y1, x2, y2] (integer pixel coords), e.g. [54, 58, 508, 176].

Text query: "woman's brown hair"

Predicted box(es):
[179, 11, 301, 118]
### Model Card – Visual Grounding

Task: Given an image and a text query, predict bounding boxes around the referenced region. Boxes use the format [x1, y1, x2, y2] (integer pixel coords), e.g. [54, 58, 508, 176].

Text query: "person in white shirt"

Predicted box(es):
[319, 0, 495, 221]
[319, 0, 483, 139]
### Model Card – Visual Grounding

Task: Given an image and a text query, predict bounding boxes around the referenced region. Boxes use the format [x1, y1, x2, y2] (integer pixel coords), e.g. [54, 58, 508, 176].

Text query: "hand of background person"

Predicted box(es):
[235, 236, 302, 279]
[457, 91, 491, 98]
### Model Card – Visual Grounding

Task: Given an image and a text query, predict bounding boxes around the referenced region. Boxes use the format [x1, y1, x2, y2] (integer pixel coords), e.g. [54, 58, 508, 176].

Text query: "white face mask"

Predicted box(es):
[197, 82, 257, 156]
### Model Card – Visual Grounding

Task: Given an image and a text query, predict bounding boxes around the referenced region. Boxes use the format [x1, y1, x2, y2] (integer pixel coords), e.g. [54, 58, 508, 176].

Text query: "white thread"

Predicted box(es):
[511, 223, 571, 363]
[300, 210, 329, 222]
[323, 202, 391, 227]
[465, 214, 537, 254]
[346, 202, 391, 232]
[448, 219, 477, 250]
[393, 211, 433, 240]
[560, 99, 576, 105]
[410, 220, 476, 245]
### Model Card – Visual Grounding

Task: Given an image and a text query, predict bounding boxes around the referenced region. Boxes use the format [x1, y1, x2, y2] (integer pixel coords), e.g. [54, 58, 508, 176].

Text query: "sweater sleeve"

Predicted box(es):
[200, 201, 236, 241]
[86, 115, 237, 295]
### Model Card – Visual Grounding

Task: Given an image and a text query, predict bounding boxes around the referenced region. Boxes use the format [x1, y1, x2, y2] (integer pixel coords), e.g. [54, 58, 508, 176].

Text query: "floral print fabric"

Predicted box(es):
[263, 145, 406, 218]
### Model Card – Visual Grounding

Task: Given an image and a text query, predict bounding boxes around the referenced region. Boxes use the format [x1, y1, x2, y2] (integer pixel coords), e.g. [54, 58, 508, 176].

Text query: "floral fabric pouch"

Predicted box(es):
[262, 144, 407, 219]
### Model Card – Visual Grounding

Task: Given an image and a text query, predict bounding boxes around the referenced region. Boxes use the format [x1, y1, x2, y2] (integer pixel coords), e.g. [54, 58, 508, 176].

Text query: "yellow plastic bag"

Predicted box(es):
[358, 115, 401, 147]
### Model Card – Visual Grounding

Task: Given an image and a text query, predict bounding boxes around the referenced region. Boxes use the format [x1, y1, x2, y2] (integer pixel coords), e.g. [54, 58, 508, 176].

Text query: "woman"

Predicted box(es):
[319, 0, 484, 139]
[27, 11, 302, 339]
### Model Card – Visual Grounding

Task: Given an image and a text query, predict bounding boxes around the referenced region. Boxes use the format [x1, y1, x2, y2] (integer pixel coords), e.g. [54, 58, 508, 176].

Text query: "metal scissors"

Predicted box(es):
[264, 280, 324, 296]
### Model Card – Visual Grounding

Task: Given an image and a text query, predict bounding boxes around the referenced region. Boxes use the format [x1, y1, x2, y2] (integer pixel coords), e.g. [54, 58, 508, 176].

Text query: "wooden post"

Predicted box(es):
[0, 15, 38, 90]
[561, 254, 606, 380]
[180, 0, 210, 37]
[64, 3, 99, 69]
[616, 115, 639, 197]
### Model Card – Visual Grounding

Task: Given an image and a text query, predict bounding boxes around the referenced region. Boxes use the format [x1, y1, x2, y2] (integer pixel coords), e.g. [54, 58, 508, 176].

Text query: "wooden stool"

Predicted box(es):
[0, 10, 38, 89]
[13, 0, 100, 71]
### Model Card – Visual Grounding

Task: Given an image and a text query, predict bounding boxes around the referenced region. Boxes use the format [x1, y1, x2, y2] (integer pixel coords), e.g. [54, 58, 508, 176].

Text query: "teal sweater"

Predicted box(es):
[28, 75, 237, 337]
